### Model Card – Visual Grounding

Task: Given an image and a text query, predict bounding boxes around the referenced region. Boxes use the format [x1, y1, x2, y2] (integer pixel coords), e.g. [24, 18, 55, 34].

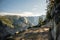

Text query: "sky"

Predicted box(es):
[0, 0, 47, 16]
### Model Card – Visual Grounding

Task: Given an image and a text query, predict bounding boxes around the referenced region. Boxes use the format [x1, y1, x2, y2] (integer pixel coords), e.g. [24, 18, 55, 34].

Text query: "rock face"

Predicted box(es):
[0, 20, 10, 40]
[51, 0, 60, 40]
[26, 16, 39, 26]
[26, 15, 46, 26]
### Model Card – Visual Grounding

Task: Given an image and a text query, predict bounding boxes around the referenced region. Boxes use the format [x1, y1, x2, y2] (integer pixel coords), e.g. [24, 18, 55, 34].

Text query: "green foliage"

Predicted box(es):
[46, 11, 52, 20]
[38, 17, 43, 26]
[27, 27, 31, 29]
[46, 0, 54, 20]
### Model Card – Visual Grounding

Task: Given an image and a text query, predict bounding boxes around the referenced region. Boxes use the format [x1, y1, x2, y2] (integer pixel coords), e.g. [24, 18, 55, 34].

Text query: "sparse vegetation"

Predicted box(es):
[0, 16, 14, 28]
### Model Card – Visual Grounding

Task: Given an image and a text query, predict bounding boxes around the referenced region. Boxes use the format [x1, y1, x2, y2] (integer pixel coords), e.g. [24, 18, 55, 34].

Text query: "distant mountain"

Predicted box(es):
[26, 16, 39, 26]
[0, 15, 46, 35]
[0, 15, 32, 35]
[26, 15, 46, 26]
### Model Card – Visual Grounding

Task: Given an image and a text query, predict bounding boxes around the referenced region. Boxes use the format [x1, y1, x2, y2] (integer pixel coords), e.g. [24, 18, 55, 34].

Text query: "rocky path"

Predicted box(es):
[10, 27, 50, 40]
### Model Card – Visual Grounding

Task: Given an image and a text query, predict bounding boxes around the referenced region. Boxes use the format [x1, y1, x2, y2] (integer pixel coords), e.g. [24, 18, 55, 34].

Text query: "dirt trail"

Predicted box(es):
[13, 27, 50, 40]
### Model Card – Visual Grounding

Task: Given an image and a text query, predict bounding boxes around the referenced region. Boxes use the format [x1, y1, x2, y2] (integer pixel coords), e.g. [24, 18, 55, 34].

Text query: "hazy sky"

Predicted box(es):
[0, 0, 47, 16]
